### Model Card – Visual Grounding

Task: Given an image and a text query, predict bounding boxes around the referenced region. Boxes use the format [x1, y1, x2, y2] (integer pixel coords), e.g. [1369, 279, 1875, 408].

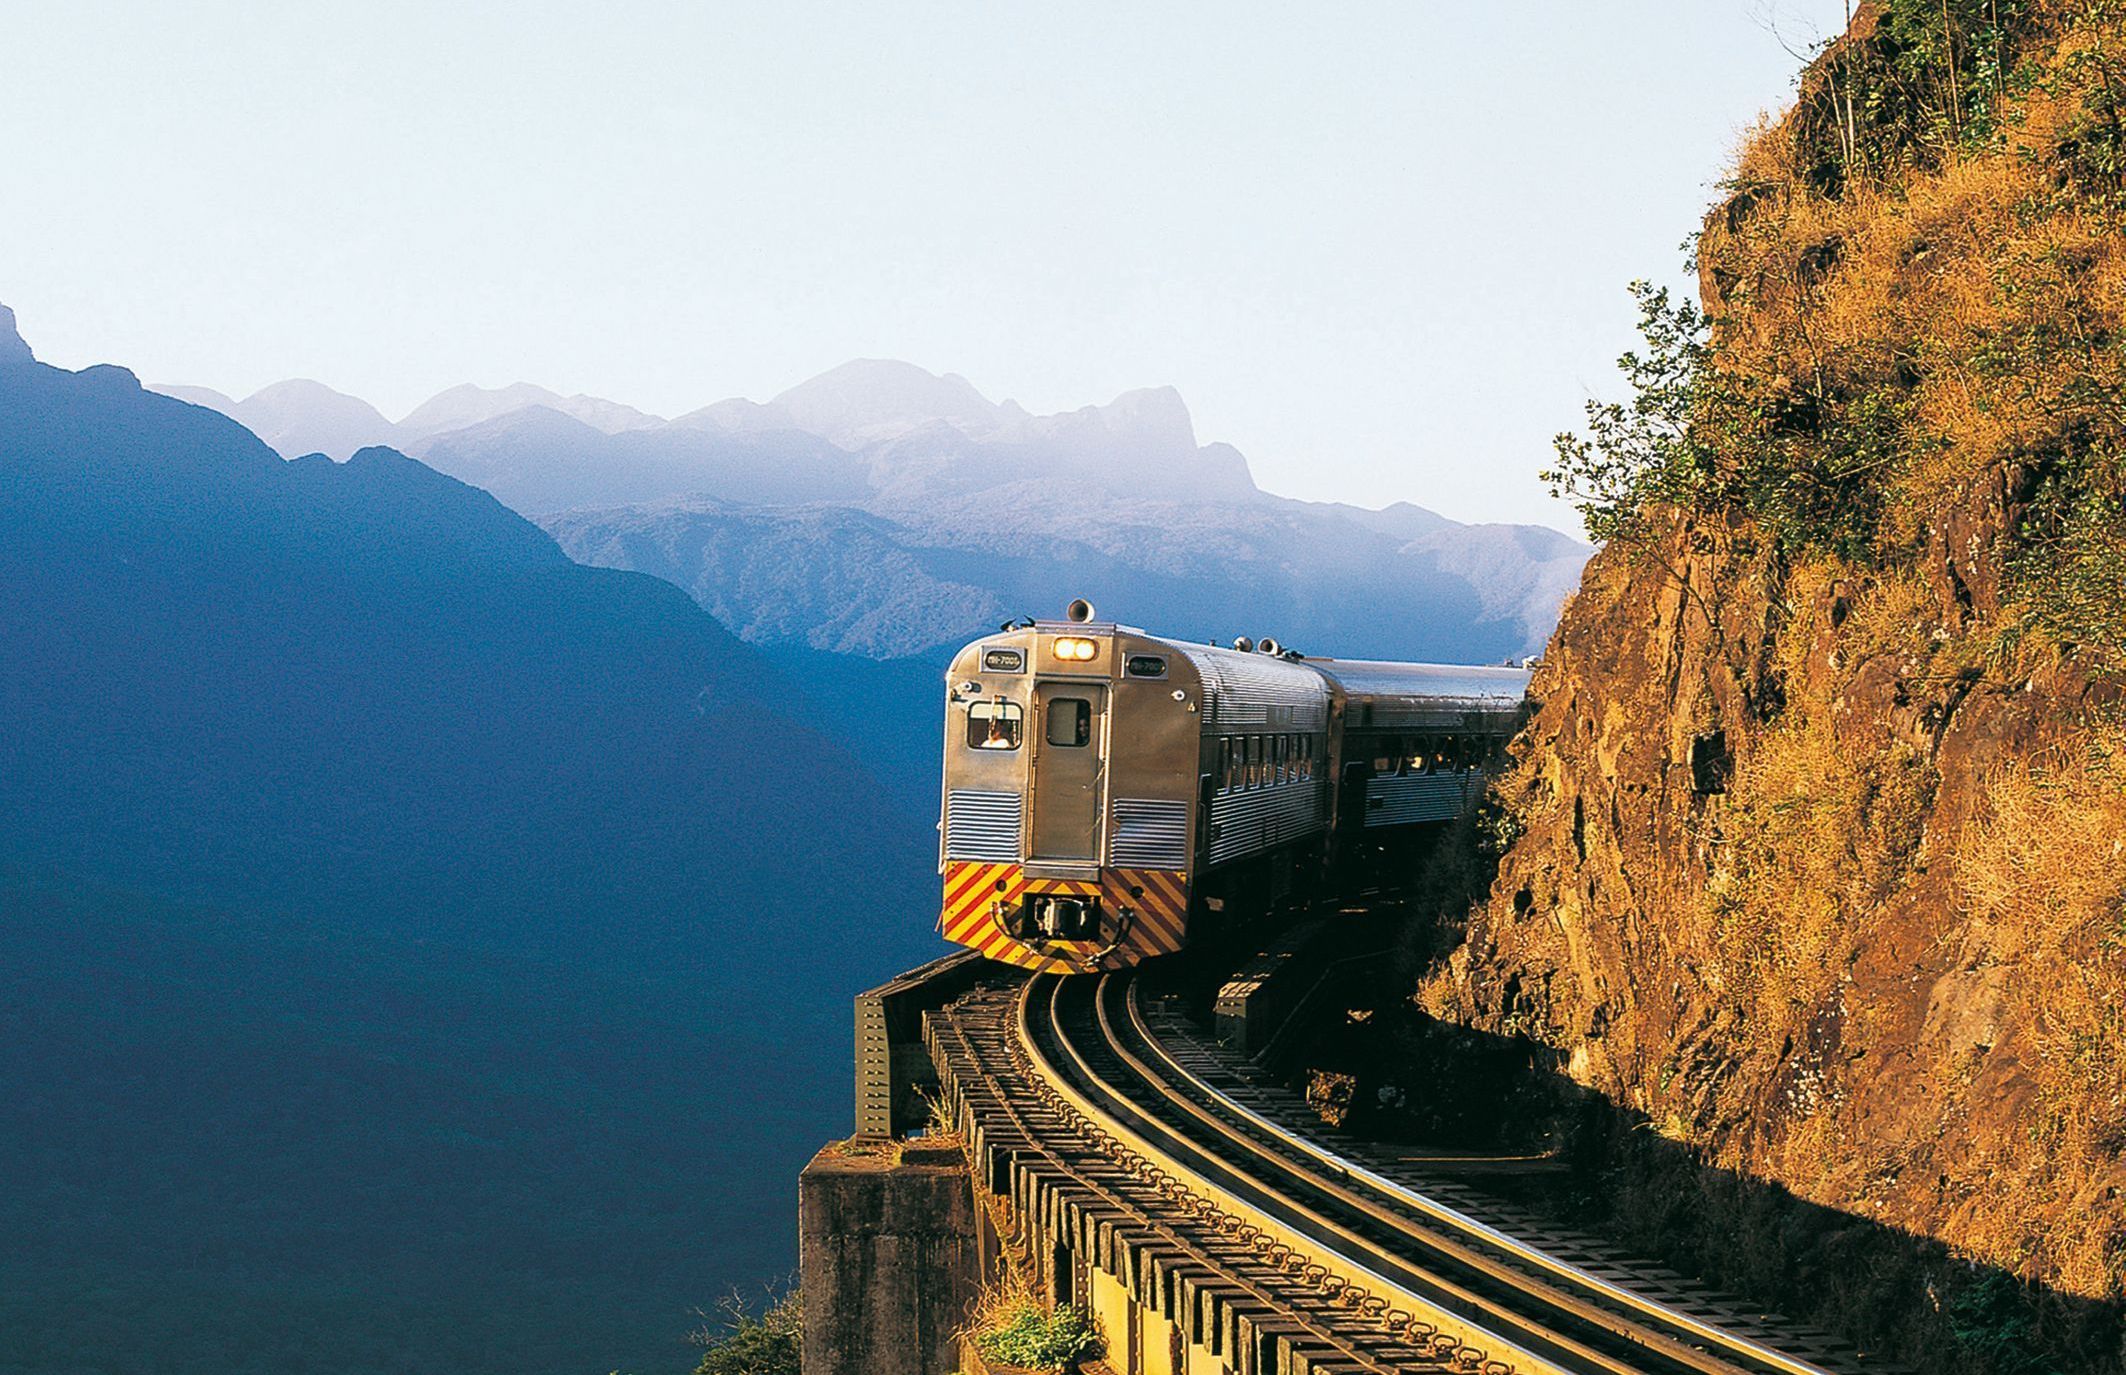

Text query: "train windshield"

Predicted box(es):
[967, 700, 1024, 750]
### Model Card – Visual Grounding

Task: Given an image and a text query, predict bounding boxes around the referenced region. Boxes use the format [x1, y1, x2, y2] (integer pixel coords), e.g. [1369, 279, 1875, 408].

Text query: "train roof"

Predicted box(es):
[1162, 639, 1333, 732]
[1301, 658, 1532, 709]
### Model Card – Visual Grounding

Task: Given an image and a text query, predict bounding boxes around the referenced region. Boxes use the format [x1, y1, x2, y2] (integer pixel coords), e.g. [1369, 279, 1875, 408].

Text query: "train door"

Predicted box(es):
[1030, 683, 1107, 861]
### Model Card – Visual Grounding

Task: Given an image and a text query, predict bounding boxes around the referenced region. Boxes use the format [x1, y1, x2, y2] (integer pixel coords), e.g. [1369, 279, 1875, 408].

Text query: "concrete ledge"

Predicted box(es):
[801, 1136, 982, 1375]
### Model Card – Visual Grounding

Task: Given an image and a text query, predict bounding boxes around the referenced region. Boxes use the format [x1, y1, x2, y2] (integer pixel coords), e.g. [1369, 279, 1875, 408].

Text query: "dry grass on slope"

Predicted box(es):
[1939, 720, 2126, 1297]
[1420, 1, 2126, 1358]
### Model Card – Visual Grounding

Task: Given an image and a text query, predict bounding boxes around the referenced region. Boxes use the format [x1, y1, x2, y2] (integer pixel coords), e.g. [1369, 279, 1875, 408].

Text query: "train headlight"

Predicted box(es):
[1054, 636, 1098, 662]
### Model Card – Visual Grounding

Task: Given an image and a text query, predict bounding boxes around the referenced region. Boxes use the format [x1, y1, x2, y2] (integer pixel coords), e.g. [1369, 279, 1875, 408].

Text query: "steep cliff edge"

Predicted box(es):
[1413, 2, 2125, 1365]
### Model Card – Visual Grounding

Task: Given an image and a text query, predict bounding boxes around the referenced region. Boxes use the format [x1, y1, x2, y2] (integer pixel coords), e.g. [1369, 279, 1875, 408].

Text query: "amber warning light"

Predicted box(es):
[1053, 636, 1099, 662]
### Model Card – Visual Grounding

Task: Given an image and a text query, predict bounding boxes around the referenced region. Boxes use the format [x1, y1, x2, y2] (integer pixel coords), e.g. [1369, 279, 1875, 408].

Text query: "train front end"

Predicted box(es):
[937, 606, 1200, 973]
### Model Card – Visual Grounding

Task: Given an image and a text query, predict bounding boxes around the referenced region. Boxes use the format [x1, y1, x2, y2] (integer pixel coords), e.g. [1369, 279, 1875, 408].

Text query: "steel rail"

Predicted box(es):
[1116, 977, 1845, 1375]
[1011, 973, 1547, 1368]
[1070, 972, 1689, 1375]
[1027, 972, 1611, 1375]
[980, 979, 1439, 1375]
[1029, 968, 1852, 1375]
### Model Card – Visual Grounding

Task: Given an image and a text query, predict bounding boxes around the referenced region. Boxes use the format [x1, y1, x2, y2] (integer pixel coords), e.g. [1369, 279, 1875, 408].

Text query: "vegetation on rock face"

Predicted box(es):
[691, 1287, 803, 1375]
[1550, 0, 2126, 636]
[1432, 2, 2126, 1369]
[969, 1294, 1099, 1372]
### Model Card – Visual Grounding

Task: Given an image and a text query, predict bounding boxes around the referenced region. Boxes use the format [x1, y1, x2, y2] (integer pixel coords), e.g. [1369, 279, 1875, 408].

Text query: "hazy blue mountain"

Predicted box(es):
[152, 379, 242, 410]
[399, 380, 664, 436]
[769, 356, 1008, 448]
[152, 351, 1585, 662]
[1401, 518, 1592, 646]
[1316, 498, 1456, 541]
[152, 376, 667, 459]
[148, 375, 406, 459]
[1, 306, 938, 1374]
[531, 358, 1577, 659]
[547, 485, 1585, 664]
[414, 403, 868, 513]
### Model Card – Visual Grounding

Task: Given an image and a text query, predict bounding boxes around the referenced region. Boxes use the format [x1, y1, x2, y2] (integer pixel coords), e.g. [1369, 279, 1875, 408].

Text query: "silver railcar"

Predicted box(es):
[939, 602, 1530, 973]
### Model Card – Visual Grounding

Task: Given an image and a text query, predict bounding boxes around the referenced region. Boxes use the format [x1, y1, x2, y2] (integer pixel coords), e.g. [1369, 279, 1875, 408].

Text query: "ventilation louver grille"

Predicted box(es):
[945, 790, 1022, 862]
[1111, 798, 1190, 869]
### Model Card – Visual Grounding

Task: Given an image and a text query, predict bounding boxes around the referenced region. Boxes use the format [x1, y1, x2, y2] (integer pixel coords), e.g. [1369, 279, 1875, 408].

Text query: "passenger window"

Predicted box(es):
[968, 700, 1023, 751]
[1046, 698, 1092, 747]
[1373, 739, 1396, 774]
[1439, 736, 1461, 773]
[1248, 735, 1263, 788]
[1219, 738, 1235, 791]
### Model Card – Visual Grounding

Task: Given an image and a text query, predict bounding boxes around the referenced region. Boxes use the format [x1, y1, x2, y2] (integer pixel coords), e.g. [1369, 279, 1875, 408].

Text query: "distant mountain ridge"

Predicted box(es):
[399, 381, 665, 437]
[153, 355, 1589, 661]
[149, 356, 1260, 501]
[152, 378, 408, 464]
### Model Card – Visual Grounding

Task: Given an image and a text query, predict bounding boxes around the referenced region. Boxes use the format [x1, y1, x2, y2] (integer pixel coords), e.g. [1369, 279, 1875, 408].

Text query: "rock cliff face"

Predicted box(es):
[1415, 2, 2124, 1365]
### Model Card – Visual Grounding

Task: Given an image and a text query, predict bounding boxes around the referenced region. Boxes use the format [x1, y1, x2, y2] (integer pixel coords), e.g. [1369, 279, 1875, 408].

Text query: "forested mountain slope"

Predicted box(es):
[0, 305, 937, 1373]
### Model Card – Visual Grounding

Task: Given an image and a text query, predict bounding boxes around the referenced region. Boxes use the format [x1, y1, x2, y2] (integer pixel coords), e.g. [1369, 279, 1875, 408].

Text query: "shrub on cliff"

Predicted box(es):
[971, 1297, 1098, 1372]
[690, 1288, 801, 1375]
[1550, 0, 2126, 658]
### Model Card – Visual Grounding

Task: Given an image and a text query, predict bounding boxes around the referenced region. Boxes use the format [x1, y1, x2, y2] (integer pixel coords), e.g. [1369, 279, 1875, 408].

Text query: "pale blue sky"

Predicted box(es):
[0, 2, 1849, 526]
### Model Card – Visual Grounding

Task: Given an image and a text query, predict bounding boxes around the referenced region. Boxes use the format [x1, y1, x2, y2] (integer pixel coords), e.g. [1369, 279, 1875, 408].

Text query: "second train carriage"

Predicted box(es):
[938, 601, 1531, 973]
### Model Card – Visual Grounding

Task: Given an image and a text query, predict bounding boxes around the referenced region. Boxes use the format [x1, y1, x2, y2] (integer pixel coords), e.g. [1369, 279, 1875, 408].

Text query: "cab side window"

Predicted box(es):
[968, 700, 1023, 750]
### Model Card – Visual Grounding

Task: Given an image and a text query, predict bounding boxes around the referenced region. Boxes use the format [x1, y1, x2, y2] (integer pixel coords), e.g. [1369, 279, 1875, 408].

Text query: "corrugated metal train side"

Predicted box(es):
[935, 617, 1531, 973]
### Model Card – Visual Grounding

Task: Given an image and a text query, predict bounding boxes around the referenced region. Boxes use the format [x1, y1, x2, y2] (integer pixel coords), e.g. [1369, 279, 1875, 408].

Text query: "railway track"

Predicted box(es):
[931, 965, 1904, 1375]
[930, 978, 1525, 1373]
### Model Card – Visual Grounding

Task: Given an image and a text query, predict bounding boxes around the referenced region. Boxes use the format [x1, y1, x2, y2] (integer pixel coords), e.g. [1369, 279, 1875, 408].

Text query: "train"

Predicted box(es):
[937, 601, 1531, 973]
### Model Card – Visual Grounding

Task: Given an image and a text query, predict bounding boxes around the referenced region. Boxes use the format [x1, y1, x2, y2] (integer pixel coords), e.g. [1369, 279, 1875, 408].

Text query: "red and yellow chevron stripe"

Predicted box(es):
[939, 861, 1192, 973]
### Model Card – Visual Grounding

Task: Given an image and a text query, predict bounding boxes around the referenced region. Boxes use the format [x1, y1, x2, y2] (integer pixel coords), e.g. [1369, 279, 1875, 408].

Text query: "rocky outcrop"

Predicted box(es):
[1415, 3, 2126, 1366]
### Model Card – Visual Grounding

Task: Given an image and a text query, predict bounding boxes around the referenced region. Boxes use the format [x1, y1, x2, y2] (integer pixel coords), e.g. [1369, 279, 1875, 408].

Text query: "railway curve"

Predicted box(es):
[924, 964, 1907, 1375]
